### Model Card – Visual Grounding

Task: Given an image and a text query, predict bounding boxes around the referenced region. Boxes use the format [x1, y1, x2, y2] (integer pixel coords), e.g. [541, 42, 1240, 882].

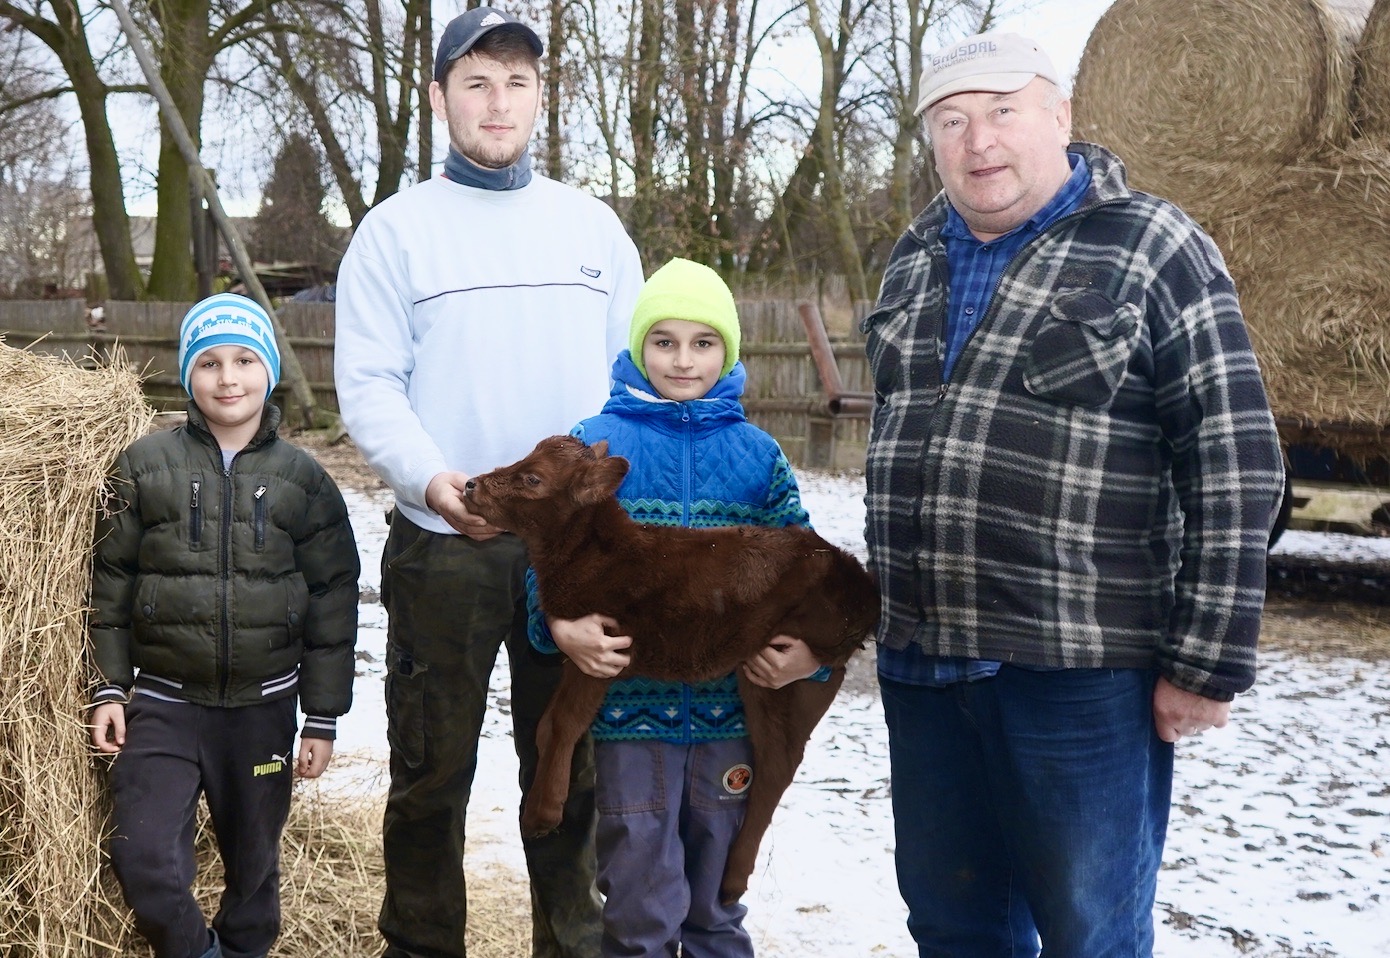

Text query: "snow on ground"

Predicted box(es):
[334, 476, 1390, 958]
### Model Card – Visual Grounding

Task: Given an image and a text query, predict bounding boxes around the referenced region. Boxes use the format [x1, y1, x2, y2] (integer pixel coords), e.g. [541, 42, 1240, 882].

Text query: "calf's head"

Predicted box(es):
[464, 435, 629, 535]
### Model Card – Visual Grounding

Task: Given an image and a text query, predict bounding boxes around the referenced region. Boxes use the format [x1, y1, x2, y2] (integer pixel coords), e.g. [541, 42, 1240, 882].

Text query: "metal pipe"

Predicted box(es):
[797, 301, 872, 419]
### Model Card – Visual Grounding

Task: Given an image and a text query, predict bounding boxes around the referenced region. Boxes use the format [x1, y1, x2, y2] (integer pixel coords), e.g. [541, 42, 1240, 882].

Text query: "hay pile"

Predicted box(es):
[1354, 0, 1390, 136]
[0, 342, 152, 954]
[1073, 0, 1390, 440]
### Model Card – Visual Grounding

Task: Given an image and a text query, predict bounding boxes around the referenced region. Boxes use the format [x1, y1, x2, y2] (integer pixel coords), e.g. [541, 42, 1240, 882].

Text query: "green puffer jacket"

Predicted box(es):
[89, 403, 360, 720]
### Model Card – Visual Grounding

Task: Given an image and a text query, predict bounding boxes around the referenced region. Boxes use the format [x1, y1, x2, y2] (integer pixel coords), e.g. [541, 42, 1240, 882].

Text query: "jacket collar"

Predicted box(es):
[908, 141, 1132, 249]
[602, 350, 748, 428]
[185, 401, 282, 452]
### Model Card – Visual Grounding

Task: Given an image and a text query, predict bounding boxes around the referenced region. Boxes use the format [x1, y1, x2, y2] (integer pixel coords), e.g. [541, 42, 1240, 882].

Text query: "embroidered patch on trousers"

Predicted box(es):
[722, 763, 752, 795]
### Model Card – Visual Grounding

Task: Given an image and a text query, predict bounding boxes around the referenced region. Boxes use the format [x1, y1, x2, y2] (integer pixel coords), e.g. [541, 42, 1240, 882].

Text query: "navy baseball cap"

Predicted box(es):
[434, 7, 544, 82]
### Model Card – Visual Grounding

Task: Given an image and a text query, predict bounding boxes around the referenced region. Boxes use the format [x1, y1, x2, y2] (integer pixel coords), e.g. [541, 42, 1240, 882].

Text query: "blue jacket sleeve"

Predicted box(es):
[526, 566, 561, 655]
[762, 448, 830, 682]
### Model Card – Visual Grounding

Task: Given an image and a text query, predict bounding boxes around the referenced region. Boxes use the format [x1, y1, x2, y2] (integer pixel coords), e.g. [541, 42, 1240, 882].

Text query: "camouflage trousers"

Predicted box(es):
[378, 512, 601, 958]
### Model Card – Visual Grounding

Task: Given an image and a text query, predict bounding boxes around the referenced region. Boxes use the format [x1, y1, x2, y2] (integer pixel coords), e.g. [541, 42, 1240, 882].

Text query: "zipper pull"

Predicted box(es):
[254, 485, 267, 500]
[191, 480, 200, 509]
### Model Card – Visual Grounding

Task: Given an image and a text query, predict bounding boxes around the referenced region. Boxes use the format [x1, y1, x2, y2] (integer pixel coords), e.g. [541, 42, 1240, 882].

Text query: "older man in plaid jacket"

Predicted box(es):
[865, 30, 1284, 958]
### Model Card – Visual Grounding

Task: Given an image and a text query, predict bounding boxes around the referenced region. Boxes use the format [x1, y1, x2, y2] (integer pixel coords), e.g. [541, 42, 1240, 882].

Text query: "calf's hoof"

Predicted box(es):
[719, 873, 748, 906]
[520, 799, 563, 839]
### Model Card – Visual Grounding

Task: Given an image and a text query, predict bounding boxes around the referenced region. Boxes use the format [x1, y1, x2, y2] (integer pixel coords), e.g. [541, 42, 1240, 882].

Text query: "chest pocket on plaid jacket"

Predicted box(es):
[1023, 289, 1142, 409]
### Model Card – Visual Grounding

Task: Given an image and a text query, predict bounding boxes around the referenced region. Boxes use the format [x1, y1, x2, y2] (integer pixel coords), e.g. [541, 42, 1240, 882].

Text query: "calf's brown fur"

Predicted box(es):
[463, 434, 879, 904]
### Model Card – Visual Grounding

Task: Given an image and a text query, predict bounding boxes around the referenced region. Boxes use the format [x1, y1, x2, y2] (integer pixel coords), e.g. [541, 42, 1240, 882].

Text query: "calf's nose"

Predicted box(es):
[464, 478, 477, 492]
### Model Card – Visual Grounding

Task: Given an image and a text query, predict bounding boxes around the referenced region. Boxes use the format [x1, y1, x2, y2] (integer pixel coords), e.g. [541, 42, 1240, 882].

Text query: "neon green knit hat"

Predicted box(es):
[629, 258, 741, 380]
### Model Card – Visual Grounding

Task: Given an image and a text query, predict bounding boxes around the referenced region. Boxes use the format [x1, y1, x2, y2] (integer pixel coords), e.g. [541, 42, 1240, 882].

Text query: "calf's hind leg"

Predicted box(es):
[521, 663, 610, 837]
[720, 668, 846, 904]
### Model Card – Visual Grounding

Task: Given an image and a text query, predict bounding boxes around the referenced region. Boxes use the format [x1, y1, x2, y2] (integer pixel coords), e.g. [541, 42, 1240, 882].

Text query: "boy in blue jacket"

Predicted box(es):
[529, 258, 825, 957]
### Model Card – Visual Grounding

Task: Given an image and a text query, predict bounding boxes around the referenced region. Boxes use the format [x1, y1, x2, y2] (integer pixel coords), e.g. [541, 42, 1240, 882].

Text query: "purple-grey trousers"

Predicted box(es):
[594, 738, 756, 958]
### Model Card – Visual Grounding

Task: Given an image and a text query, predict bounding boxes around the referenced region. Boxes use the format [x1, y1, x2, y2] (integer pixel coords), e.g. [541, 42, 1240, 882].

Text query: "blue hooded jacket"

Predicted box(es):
[527, 350, 817, 742]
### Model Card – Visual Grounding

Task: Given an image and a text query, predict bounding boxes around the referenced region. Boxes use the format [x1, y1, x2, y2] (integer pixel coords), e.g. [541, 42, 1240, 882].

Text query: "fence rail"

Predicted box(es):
[1, 299, 870, 470]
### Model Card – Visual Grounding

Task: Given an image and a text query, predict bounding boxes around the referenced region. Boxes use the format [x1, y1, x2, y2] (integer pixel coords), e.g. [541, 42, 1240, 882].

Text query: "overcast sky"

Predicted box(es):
[991, 0, 1119, 86]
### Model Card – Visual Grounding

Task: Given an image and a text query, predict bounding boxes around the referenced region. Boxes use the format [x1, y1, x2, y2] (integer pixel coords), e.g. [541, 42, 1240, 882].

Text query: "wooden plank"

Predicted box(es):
[1287, 480, 1390, 534]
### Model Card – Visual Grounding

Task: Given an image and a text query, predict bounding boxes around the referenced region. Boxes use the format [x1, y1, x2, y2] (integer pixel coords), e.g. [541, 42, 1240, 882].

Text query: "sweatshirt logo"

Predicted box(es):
[580, 266, 601, 278]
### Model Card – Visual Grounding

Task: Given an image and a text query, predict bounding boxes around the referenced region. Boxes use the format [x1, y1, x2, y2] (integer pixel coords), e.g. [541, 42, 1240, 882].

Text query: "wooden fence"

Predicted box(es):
[0, 299, 871, 471]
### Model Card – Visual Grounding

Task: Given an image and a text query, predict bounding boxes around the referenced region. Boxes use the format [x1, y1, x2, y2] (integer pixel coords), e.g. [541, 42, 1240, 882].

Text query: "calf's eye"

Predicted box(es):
[525, 474, 541, 487]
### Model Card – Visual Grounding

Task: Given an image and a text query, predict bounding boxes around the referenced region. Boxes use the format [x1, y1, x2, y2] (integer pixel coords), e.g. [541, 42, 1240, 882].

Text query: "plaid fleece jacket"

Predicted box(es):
[863, 142, 1283, 701]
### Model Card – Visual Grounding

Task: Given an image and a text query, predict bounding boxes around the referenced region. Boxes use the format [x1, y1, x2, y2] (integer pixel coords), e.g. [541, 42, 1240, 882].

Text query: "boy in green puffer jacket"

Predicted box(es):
[88, 293, 360, 958]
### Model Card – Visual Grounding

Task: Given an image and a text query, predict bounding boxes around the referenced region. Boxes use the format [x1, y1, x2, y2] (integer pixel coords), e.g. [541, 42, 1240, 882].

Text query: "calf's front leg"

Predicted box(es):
[521, 662, 611, 837]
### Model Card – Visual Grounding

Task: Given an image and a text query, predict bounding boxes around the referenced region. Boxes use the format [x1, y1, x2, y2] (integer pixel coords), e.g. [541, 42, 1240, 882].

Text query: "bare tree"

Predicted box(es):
[249, 0, 429, 227]
[0, 59, 88, 298]
[805, 0, 871, 303]
[0, 0, 146, 299]
[865, 0, 999, 240]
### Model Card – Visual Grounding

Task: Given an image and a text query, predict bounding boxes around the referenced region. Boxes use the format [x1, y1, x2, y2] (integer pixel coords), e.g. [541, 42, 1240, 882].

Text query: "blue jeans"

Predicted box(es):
[881, 666, 1173, 958]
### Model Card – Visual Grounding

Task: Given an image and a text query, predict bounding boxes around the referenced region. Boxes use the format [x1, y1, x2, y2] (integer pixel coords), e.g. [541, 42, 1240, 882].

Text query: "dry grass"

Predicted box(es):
[1072, 0, 1390, 444]
[1261, 598, 1390, 660]
[0, 342, 152, 955]
[1353, 0, 1390, 137]
[102, 756, 531, 958]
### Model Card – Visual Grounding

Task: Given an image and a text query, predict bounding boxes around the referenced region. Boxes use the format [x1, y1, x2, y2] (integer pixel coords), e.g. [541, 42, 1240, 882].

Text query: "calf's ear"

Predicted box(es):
[589, 439, 609, 459]
[573, 456, 629, 506]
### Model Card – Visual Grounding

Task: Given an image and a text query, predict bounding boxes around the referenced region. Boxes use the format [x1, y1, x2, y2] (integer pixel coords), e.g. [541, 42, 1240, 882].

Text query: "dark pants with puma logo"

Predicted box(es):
[378, 512, 601, 958]
[108, 695, 297, 958]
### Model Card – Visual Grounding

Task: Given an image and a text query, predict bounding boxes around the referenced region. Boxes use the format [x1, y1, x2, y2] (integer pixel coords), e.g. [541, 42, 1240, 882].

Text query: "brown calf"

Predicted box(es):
[463, 434, 879, 904]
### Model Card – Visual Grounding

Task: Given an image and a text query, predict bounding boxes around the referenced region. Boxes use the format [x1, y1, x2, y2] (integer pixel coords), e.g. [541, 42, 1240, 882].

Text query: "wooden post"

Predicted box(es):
[107, 0, 322, 429]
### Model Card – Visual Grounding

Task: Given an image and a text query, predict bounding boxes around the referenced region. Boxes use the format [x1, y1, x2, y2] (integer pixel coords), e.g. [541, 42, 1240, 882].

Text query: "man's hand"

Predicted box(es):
[296, 736, 334, 779]
[426, 471, 504, 540]
[90, 702, 126, 753]
[742, 636, 822, 689]
[549, 613, 632, 678]
[1152, 675, 1231, 743]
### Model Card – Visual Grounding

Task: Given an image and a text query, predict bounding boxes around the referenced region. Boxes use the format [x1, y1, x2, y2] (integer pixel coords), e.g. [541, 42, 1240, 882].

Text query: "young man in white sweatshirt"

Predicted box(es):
[334, 8, 642, 957]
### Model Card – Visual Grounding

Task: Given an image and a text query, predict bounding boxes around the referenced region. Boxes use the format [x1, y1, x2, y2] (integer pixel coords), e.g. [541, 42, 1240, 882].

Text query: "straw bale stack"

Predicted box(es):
[1353, 0, 1390, 137]
[1207, 148, 1390, 434]
[1072, 0, 1390, 441]
[1073, 0, 1371, 194]
[0, 342, 152, 954]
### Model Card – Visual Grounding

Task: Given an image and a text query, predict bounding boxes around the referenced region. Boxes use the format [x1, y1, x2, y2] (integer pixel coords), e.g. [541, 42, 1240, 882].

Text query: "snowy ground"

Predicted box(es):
[332, 474, 1390, 958]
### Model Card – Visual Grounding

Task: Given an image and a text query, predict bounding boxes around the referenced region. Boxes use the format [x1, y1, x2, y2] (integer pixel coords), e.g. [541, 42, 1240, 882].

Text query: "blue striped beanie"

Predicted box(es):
[178, 293, 281, 399]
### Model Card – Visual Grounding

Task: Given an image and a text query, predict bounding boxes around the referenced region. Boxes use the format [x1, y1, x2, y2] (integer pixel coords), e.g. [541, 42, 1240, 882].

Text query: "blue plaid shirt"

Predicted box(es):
[878, 152, 1090, 687]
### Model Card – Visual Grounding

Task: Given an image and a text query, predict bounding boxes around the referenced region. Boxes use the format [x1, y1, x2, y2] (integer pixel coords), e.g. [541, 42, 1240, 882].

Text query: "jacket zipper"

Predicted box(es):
[189, 480, 202, 547]
[254, 485, 268, 551]
[680, 404, 693, 527]
[218, 460, 234, 700]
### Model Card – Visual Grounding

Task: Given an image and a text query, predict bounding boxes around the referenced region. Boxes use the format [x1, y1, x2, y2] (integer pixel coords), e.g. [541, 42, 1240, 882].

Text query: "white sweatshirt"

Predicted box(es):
[335, 173, 643, 534]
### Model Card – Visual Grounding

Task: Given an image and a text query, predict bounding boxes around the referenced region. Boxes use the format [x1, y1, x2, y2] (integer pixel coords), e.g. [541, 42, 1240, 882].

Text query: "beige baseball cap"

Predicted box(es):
[916, 31, 1062, 115]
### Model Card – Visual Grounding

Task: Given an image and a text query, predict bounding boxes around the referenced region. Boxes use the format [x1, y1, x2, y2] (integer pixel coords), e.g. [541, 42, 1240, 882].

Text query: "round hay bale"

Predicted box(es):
[1073, 0, 1371, 188]
[1353, 0, 1390, 138]
[1207, 147, 1390, 431]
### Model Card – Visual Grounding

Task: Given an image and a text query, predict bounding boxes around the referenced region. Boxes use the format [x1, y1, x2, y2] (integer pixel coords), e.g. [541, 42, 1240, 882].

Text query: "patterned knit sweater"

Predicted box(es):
[527, 350, 815, 742]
